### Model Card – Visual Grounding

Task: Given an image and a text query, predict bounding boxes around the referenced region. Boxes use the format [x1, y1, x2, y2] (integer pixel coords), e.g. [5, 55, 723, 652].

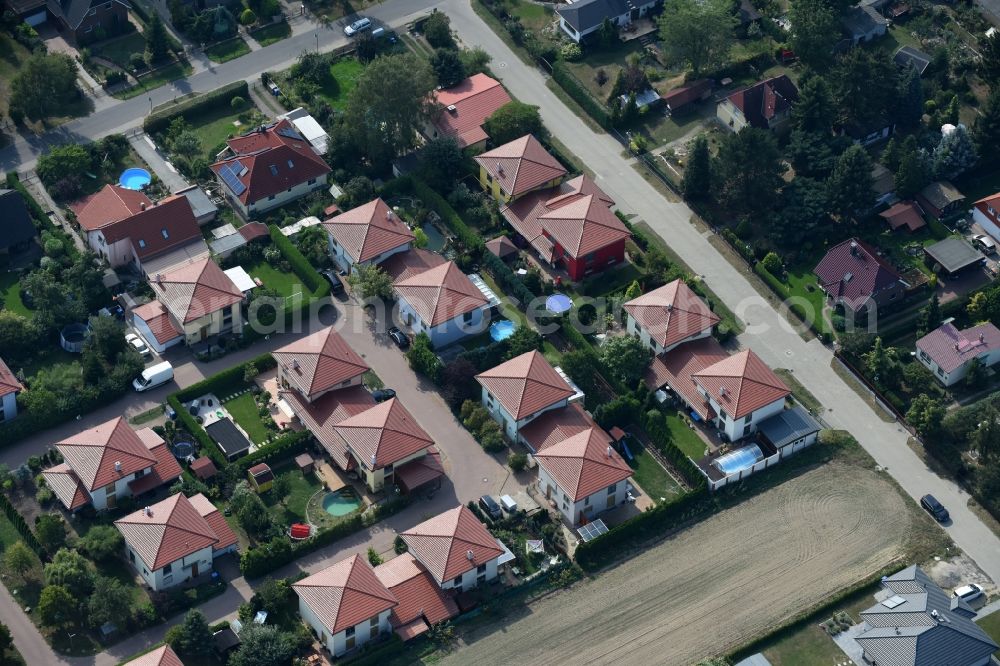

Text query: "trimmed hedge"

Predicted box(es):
[167, 393, 226, 469]
[551, 61, 610, 129]
[753, 262, 790, 298]
[410, 177, 483, 253]
[236, 430, 313, 471]
[0, 494, 45, 559]
[481, 249, 536, 306]
[174, 353, 276, 403]
[143, 81, 249, 134]
[267, 224, 330, 297]
[641, 409, 707, 490]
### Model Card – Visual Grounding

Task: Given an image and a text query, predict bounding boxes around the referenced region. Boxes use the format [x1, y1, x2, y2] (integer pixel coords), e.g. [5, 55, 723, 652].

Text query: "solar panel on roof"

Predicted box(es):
[277, 127, 303, 141]
[219, 163, 246, 195]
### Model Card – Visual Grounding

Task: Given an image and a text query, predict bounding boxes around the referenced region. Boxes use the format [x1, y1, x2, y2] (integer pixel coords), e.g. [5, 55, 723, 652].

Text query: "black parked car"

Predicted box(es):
[479, 494, 502, 521]
[371, 388, 396, 402]
[388, 326, 409, 350]
[920, 494, 950, 522]
[321, 270, 345, 295]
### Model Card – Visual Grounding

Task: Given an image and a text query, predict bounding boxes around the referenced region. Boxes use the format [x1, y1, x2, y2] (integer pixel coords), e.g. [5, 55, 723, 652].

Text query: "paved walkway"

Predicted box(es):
[126, 131, 190, 193]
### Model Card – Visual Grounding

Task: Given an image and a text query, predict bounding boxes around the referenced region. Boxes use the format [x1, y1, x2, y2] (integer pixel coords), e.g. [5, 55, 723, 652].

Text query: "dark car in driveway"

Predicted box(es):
[371, 388, 396, 402]
[321, 270, 345, 296]
[920, 494, 950, 522]
[388, 326, 409, 350]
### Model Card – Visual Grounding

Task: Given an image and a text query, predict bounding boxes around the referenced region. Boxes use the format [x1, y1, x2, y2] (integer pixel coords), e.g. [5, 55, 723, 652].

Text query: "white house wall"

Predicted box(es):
[298, 598, 391, 657]
[481, 387, 569, 443]
[437, 557, 499, 592]
[132, 316, 183, 354]
[917, 346, 1000, 387]
[88, 466, 153, 510]
[700, 390, 786, 442]
[397, 298, 488, 348]
[125, 543, 213, 591]
[0, 393, 17, 422]
[973, 207, 1000, 245]
[537, 464, 627, 525]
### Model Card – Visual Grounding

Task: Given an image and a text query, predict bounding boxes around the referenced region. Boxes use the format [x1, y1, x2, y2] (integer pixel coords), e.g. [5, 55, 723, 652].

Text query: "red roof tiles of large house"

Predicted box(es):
[432, 73, 512, 148]
[293, 554, 397, 634]
[474, 135, 567, 198]
[273, 326, 369, 397]
[533, 427, 632, 501]
[623, 279, 720, 349]
[692, 349, 789, 420]
[724, 75, 798, 129]
[814, 238, 904, 308]
[518, 402, 599, 453]
[0, 357, 23, 398]
[282, 386, 375, 469]
[643, 336, 730, 420]
[475, 350, 575, 421]
[56, 416, 158, 492]
[150, 258, 244, 324]
[98, 195, 203, 260]
[335, 398, 433, 469]
[114, 493, 232, 570]
[322, 198, 415, 264]
[380, 247, 447, 282]
[374, 552, 459, 628]
[392, 260, 488, 327]
[123, 644, 185, 666]
[71, 184, 151, 232]
[131, 301, 183, 346]
[401, 506, 504, 584]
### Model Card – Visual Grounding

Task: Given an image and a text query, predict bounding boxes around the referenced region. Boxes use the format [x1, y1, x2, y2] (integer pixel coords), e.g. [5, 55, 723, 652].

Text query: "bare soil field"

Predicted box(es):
[439, 461, 917, 666]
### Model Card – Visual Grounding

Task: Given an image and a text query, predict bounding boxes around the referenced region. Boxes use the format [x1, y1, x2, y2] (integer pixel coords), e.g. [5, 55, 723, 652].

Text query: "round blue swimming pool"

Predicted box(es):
[119, 168, 151, 190]
[490, 319, 517, 342]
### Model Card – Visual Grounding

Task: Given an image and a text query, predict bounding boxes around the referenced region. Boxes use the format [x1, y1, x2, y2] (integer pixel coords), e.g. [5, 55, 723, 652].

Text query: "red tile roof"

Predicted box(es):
[518, 402, 598, 453]
[692, 349, 789, 420]
[643, 336, 730, 420]
[0, 357, 23, 398]
[293, 554, 398, 634]
[814, 238, 904, 309]
[661, 78, 711, 110]
[128, 438, 183, 497]
[238, 222, 270, 242]
[100, 196, 203, 261]
[211, 119, 331, 206]
[380, 247, 447, 282]
[475, 350, 575, 420]
[322, 198, 415, 264]
[533, 427, 631, 502]
[474, 135, 567, 198]
[150, 258, 244, 324]
[880, 201, 926, 232]
[41, 463, 90, 511]
[71, 184, 151, 232]
[132, 300, 183, 346]
[335, 398, 432, 469]
[393, 261, 489, 327]
[917, 322, 1000, 374]
[485, 235, 518, 259]
[282, 386, 376, 469]
[190, 457, 217, 480]
[432, 73, 512, 147]
[394, 447, 444, 492]
[56, 416, 158, 492]
[724, 75, 799, 129]
[374, 553, 459, 628]
[124, 644, 184, 666]
[115, 493, 232, 570]
[187, 492, 238, 552]
[623, 279, 720, 349]
[273, 327, 369, 397]
[401, 506, 504, 584]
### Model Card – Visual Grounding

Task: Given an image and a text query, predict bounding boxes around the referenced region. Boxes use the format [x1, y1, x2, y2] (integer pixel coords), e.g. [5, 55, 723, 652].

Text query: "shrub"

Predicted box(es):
[267, 225, 330, 296]
[240, 8, 257, 25]
[560, 43, 583, 61]
[552, 61, 610, 128]
[231, 96, 246, 110]
[760, 251, 782, 275]
[508, 452, 527, 471]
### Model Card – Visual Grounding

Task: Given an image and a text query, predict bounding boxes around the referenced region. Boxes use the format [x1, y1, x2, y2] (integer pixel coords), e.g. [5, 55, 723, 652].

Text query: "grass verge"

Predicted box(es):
[251, 21, 292, 47]
[224, 392, 270, 444]
[205, 37, 251, 63]
[773, 369, 824, 416]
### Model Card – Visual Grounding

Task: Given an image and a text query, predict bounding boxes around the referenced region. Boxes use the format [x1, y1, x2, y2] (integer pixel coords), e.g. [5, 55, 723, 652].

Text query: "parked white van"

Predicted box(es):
[133, 361, 174, 392]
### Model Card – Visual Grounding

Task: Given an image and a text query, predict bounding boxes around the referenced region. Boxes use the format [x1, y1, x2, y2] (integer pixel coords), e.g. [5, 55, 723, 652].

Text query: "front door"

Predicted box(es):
[106, 491, 117, 509]
[191, 562, 199, 578]
[607, 494, 616, 509]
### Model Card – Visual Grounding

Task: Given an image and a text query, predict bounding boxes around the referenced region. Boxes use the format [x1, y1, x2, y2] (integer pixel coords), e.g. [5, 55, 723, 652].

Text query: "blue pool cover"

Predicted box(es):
[546, 293, 572, 314]
[490, 320, 517, 342]
[712, 444, 764, 475]
[119, 168, 151, 190]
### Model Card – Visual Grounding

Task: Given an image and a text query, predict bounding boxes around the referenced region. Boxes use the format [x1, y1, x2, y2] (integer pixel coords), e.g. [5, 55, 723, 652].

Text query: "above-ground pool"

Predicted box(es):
[712, 444, 764, 475]
[546, 293, 573, 314]
[60, 323, 90, 353]
[321, 489, 361, 516]
[119, 168, 152, 190]
[490, 319, 517, 342]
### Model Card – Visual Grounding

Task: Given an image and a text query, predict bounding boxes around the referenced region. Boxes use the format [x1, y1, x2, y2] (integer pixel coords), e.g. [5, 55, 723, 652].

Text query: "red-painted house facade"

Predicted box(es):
[552, 235, 626, 280]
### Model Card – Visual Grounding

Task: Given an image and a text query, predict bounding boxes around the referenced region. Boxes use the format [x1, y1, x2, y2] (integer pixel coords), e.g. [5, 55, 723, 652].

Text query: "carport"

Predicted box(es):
[924, 237, 983, 276]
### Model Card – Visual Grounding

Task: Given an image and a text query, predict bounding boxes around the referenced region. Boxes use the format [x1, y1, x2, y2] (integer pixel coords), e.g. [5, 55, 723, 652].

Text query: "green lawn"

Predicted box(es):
[89, 31, 147, 68]
[246, 260, 314, 299]
[976, 611, 1000, 644]
[509, 0, 552, 30]
[251, 21, 292, 47]
[317, 57, 364, 111]
[115, 61, 193, 100]
[563, 40, 648, 103]
[224, 392, 270, 444]
[0, 33, 33, 117]
[783, 265, 831, 335]
[19, 348, 80, 381]
[666, 411, 708, 460]
[0, 271, 31, 317]
[264, 467, 322, 524]
[627, 443, 683, 502]
[185, 105, 252, 159]
[204, 37, 250, 64]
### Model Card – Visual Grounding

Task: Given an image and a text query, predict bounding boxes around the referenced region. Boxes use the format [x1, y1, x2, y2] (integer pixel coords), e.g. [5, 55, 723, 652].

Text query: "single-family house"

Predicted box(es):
[71, 186, 208, 276]
[518, 401, 599, 453]
[429, 73, 512, 149]
[148, 258, 245, 345]
[880, 201, 925, 232]
[334, 398, 442, 493]
[475, 134, 567, 203]
[814, 238, 907, 318]
[854, 565, 998, 666]
[47, 0, 130, 43]
[0, 358, 23, 424]
[273, 326, 369, 404]
[211, 119, 331, 218]
[278, 107, 330, 155]
[894, 45, 931, 75]
[717, 75, 799, 133]
[476, 350, 579, 441]
[556, 0, 660, 43]
[623, 278, 720, 355]
[916, 180, 965, 219]
[501, 173, 630, 281]
[42, 416, 182, 512]
[131, 301, 184, 354]
[373, 552, 459, 639]
[323, 198, 415, 273]
[0, 189, 37, 257]
[400, 505, 504, 591]
[123, 644, 184, 666]
[115, 492, 237, 591]
[841, 4, 888, 45]
[840, 117, 895, 146]
[534, 426, 633, 525]
[924, 237, 984, 277]
[393, 260, 490, 347]
[916, 322, 1000, 386]
[294, 554, 398, 657]
[971, 191, 1000, 245]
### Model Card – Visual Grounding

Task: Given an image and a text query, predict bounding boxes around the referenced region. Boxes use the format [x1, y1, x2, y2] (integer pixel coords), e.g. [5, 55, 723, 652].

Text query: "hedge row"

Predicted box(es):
[267, 224, 331, 297]
[409, 177, 484, 253]
[0, 494, 46, 558]
[236, 430, 313, 471]
[0, 383, 127, 449]
[174, 353, 276, 403]
[481, 249, 536, 306]
[167, 393, 227, 469]
[143, 81, 249, 134]
[241, 496, 411, 577]
[640, 409, 707, 490]
[551, 61, 610, 129]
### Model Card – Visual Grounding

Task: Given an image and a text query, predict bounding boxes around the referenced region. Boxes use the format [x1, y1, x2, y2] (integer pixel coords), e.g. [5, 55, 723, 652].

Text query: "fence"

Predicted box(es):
[698, 437, 817, 492]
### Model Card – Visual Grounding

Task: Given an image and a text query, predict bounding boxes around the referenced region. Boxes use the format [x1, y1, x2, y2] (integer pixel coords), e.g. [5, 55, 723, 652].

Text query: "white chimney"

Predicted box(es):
[606, 445, 612, 458]
[386, 210, 394, 221]
[144, 506, 152, 517]
[371, 454, 376, 467]
[850, 240, 858, 255]
[466, 549, 474, 561]
[496, 162, 504, 177]
[719, 387, 727, 398]
[114, 461, 122, 472]
[292, 359, 300, 370]
[140, 202, 146, 211]
[155, 273, 163, 284]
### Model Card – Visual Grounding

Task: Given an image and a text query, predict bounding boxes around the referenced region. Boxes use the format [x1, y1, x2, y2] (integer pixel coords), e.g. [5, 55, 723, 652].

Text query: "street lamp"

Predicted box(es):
[148, 96, 153, 114]
[315, 33, 319, 53]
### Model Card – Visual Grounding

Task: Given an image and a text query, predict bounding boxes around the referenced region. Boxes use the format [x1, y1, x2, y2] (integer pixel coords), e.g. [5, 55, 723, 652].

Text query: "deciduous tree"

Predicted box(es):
[87, 576, 134, 629]
[431, 48, 466, 88]
[79, 524, 124, 561]
[347, 264, 393, 301]
[419, 137, 464, 191]
[37, 585, 76, 630]
[789, 0, 839, 69]
[10, 53, 82, 122]
[657, 0, 737, 75]
[43, 548, 94, 597]
[598, 334, 652, 387]
[3, 541, 37, 581]
[682, 133, 711, 200]
[483, 101, 544, 145]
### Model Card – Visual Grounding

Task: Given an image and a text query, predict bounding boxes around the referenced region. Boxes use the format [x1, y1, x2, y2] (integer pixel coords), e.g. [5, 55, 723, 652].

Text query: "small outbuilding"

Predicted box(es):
[295, 452, 315, 474]
[248, 463, 274, 492]
[880, 201, 925, 232]
[190, 456, 218, 481]
[917, 181, 965, 219]
[206, 418, 253, 462]
[924, 237, 984, 276]
[894, 45, 931, 75]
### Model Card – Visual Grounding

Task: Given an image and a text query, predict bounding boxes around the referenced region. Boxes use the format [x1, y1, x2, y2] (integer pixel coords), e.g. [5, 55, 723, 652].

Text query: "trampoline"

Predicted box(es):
[490, 319, 517, 342]
[119, 168, 151, 190]
[546, 293, 572, 314]
[712, 444, 764, 475]
[171, 441, 195, 459]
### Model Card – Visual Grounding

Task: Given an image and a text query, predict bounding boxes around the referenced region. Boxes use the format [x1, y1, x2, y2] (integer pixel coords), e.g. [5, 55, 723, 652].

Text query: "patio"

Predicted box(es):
[254, 369, 302, 431]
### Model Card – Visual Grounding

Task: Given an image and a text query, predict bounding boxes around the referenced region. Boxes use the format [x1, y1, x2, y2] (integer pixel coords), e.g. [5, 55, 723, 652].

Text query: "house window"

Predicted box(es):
[477, 564, 487, 574]
[919, 350, 930, 362]
[308, 178, 316, 185]
[164, 562, 172, 574]
[607, 484, 616, 495]
[129, 550, 135, 563]
[584, 496, 590, 506]
[345, 626, 355, 638]
[452, 575, 462, 586]
[743, 423, 752, 436]
[585, 252, 596, 265]
[719, 410, 728, 421]
[345, 634, 355, 650]
[268, 195, 276, 201]
[138, 239, 146, 248]
[134, 469, 144, 479]
[341, 379, 351, 387]
[370, 617, 380, 637]
[161, 229, 169, 239]
[463, 310, 474, 324]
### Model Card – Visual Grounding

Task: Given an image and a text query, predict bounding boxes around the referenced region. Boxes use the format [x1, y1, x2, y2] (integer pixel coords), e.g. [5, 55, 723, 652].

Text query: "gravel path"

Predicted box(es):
[440, 462, 912, 666]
